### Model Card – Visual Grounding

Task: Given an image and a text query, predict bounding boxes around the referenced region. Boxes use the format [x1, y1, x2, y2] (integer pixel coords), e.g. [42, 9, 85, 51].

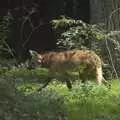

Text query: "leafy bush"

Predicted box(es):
[60, 26, 104, 50]
[52, 16, 105, 50]
[0, 78, 67, 120]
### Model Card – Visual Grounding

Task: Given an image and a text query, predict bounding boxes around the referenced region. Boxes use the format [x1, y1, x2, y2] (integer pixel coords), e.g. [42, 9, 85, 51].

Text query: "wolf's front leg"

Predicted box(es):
[64, 72, 72, 89]
[37, 76, 52, 92]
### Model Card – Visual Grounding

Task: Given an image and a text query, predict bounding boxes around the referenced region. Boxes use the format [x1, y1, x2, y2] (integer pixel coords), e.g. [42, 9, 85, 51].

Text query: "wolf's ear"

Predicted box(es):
[29, 50, 38, 58]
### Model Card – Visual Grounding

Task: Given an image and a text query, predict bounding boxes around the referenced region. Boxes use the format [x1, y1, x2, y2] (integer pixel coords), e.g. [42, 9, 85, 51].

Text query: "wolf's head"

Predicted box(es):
[29, 50, 43, 67]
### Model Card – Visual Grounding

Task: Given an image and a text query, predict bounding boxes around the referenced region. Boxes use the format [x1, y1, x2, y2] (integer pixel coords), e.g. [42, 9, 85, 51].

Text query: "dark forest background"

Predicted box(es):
[0, 0, 89, 60]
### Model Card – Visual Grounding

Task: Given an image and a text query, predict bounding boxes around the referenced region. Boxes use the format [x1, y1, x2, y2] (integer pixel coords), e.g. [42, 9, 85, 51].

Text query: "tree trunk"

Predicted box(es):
[90, 0, 112, 27]
[73, 0, 77, 18]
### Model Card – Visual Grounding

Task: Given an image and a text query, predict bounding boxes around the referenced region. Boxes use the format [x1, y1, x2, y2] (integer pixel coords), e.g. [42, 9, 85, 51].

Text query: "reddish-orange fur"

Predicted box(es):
[36, 49, 103, 85]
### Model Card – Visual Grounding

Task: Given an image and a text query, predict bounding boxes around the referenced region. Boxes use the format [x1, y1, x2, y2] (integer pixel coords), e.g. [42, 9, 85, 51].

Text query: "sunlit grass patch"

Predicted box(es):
[48, 80, 120, 120]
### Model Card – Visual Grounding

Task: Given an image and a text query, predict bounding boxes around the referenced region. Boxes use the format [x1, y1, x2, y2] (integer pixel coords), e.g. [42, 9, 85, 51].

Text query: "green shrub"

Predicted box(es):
[52, 16, 105, 50]
[0, 78, 67, 120]
[58, 25, 104, 50]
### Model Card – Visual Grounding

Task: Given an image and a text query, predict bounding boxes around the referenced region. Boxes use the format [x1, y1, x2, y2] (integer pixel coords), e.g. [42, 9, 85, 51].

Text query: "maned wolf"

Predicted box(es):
[30, 49, 103, 90]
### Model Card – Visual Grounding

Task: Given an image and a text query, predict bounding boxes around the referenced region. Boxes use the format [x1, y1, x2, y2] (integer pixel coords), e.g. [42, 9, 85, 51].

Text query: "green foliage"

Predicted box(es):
[0, 63, 67, 119]
[0, 78, 67, 120]
[0, 58, 17, 75]
[52, 16, 86, 32]
[2, 67, 49, 84]
[49, 80, 120, 120]
[52, 16, 105, 50]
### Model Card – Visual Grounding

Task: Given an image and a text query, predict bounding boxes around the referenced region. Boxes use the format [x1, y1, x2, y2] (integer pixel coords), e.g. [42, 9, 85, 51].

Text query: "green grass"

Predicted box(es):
[1, 67, 120, 120]
[15, 73, 120, 120]
[47, 80, 120, 120]
[17, 79, 120, 120]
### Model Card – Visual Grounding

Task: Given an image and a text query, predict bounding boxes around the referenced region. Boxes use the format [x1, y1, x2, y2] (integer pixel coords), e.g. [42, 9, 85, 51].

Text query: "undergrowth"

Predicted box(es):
[48, 80, 120, 120]
[0, 66, 120, 120]
[0, 78, 67, 120]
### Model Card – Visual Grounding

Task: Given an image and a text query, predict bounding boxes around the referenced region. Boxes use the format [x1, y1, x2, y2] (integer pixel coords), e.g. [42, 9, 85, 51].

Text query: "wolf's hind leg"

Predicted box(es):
[65, 79, 72, 89]
[96, 66, 103, 85]
[64, 72, 72, 89]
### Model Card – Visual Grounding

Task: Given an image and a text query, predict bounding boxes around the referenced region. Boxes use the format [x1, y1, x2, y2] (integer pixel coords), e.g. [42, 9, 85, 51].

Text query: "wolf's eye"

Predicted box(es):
[37, 55, 42, 59]
[37, 54, 42, 63]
